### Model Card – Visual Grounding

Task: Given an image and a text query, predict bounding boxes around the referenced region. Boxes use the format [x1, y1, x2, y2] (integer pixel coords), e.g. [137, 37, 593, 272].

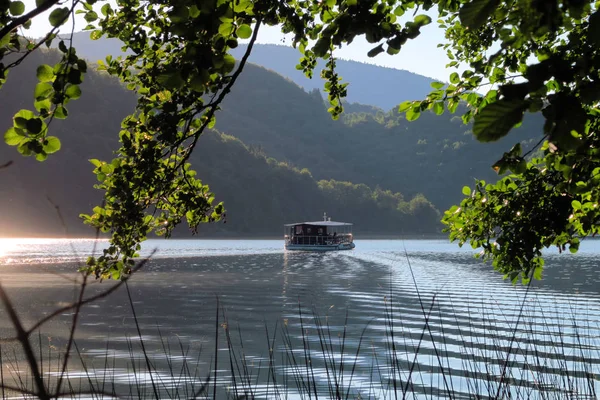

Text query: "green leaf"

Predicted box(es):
[473, 99, 528, 142]
[510, 159, 527, 174]
[77, 59, 87, 73]
[572, 200, 582, 210]
[386, 45, 400, 55]
[34, 82, 53, 100]
[236, 24, 252, 39]
[14, 117, 27, 129]
[65, 84, 82, 99]
[430, 81, 444, 89]
[218, 22, 234, 36]
[0, 34, 9, 47]
[4, 128, 25, 146]
[449, 72, 460, 84]
[36, 64, 54, 82]
[49, 7, 69, 27]
[569, 240, 579, 253]
[34, 99, 52, 113]
[157, 71, 184, 90]
[433, 102, 444, 115]
[313, 37, 331, 58]
[68, 69, 83, 84]
[101, 3, 112, 16]
[53, 106, 68, 119]
[169, 6, 189, 23]
[9, 1, 25, 15]
[462, 186, 471, 196]
[14, 109, 35, 121]
[398, 101, 413, 112]
[17, 141, 32, 156]
[413, 14, 432, 27]
[222, 54, 236, 73]
[84, 10, 98, 22]
[90, 30, 103, 40]
[189, 75, 206, 92]
[58, 40, 68, 53]
[189, 4, 200, 17]
[533, 265, 543, 280]
[459, 0, 499, 30]
[35, 152, 48, 161]
[588, 10, 600, 46]
[406, 108, 420, 121]
[43, 136, 61, 154]
[25, 118, 43, 134]
[367, 44, 384, 58]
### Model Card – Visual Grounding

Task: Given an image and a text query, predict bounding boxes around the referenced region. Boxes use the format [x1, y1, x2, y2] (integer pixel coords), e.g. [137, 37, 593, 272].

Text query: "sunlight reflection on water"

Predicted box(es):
[1, 238, 600, 399]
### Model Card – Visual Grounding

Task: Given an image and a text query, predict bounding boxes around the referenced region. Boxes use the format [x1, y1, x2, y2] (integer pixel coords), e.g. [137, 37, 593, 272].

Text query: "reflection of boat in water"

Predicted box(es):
[284, 213, 356, 252]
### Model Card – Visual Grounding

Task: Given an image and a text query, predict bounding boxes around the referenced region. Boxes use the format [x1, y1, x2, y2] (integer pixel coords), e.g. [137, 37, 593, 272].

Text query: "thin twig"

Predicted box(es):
[19, 250, 156, 336]
[0, 285, 49, 400]
[0, 0, 62, 39]
[176, 17, 263, 170]
[53, 273, 88, 396]
[125, 281, 160, 399]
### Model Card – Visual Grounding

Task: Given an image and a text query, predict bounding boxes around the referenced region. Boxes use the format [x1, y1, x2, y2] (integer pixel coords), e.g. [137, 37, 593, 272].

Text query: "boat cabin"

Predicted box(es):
[284, 213, 355, 251]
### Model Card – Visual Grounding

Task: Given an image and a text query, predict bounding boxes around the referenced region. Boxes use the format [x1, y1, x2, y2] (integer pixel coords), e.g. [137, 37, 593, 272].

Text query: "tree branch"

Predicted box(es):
[178, 17, 263, 168]
[18, 251, 155, 336]
[0, 285, 49, 400]
[0, 0, 62, 40]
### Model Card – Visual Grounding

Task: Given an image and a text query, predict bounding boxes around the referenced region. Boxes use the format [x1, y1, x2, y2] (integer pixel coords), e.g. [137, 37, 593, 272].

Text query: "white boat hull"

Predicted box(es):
[285, 242, 355, 252]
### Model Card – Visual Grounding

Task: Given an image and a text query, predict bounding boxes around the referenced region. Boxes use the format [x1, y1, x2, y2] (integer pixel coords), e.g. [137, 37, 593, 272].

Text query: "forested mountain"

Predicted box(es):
[57, 33, 435, 110]
[54, 34, 544, 209]
[0, 49, 440, 237]
[216, 63, 543, 210]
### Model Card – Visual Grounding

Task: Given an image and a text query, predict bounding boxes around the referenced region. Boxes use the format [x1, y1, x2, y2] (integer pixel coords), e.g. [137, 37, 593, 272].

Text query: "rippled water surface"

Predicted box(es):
[0, 238, 599, 399]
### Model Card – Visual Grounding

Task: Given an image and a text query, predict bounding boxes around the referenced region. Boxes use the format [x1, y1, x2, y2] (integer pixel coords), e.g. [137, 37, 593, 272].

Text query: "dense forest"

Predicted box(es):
[54, 36, 545, 208]
[0, 48, 442, 237]
[216, 60, 543, 210]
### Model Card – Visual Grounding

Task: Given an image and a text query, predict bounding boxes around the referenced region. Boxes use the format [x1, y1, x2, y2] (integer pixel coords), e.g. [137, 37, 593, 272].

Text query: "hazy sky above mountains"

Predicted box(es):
[21, 0, 455, 81]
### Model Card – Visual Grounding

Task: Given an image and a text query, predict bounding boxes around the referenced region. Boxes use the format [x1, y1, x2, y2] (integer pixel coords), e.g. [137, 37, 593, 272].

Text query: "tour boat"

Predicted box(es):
[284, 213, 355, 251]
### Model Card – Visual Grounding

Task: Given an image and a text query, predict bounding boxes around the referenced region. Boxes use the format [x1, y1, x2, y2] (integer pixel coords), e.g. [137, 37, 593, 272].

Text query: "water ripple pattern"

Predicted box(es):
[0, 238, 599, 399]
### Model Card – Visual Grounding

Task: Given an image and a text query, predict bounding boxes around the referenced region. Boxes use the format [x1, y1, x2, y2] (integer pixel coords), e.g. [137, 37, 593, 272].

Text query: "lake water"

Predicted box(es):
[0, 238, 599, 399]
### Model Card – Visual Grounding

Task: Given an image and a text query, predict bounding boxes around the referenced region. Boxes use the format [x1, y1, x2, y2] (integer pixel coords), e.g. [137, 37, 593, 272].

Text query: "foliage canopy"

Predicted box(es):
[1, 0, 599, 281]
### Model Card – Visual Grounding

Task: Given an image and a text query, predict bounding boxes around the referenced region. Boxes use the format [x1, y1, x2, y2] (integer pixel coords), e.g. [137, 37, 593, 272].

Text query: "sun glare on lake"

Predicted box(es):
[0, 239, 18, 258]
[0, 238, 65, 260]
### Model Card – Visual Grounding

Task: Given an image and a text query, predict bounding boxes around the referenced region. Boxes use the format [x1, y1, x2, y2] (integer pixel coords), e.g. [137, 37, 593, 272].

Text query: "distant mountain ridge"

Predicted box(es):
[56, 33, 435, 110]
[229, 44, 435, 110]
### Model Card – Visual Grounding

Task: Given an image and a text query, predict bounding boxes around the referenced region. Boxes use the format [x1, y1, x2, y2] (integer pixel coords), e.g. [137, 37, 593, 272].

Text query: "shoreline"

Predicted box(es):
[0, 234, 451, 240]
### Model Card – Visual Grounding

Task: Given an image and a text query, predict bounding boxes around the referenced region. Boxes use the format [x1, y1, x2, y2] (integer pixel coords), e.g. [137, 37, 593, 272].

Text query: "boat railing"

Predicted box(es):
[285, 234, 353, 246]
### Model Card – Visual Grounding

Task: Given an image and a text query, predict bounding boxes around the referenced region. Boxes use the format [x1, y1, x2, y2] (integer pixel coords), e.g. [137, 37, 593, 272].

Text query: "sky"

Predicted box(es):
[20, 0, 455, 82]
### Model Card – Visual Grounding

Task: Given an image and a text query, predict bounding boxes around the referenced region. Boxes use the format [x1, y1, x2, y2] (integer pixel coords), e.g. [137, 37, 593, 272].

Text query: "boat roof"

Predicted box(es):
[284, 221, 353, 227]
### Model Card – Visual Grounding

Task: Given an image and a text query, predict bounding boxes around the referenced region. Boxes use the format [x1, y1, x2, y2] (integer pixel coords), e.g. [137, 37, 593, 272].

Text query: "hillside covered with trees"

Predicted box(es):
[216, 59, 543, 210]
[0, 49, 440, 237]
[56, 35, 544, 210]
